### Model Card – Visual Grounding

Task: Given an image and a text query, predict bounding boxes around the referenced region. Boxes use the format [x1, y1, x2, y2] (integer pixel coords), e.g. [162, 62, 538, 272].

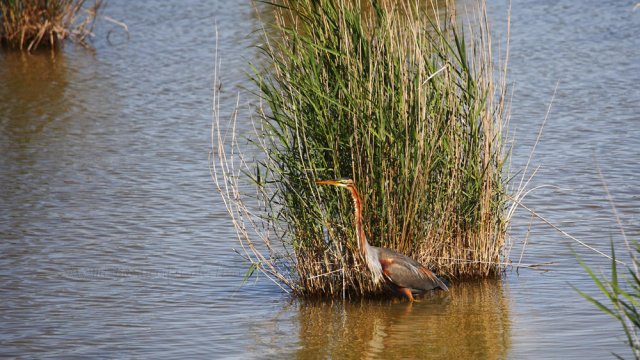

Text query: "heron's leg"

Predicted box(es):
[397, 287, 414, 302]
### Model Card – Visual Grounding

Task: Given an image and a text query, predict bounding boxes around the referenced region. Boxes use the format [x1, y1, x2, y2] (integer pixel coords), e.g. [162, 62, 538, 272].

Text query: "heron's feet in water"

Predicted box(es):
[397, 287, 415, 302]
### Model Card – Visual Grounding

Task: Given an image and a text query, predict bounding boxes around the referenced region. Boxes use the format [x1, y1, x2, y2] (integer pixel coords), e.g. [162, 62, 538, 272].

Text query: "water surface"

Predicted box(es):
[1, 0, 639, 358]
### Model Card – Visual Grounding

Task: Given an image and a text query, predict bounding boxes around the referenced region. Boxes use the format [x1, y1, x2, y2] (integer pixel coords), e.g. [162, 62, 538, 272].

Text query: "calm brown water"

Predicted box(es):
[1, 1, 639, 358]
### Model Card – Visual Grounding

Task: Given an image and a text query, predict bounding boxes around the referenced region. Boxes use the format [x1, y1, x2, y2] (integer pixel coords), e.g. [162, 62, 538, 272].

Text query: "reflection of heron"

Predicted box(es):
[316, 178, 449, 301]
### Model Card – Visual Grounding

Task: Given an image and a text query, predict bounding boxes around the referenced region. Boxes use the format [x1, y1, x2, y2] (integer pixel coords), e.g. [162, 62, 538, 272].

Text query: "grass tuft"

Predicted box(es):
[576, 166, 640, 358]
[576, 242, 640, 359]
[0, 0, 103, 51]
[212, 0, 512, 298]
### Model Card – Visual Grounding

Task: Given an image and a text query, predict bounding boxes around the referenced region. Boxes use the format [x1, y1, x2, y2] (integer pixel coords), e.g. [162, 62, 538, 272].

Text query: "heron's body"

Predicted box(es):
[316, 178, 449, 301]
[376, 246, 448, 298]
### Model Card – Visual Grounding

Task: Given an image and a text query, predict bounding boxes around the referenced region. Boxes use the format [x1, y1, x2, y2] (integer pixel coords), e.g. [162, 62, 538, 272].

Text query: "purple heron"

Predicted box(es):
[316, 178, 449, 301]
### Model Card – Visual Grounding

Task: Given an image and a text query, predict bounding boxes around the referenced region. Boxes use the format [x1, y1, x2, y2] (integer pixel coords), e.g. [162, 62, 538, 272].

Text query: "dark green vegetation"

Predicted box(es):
[575, 171, 640, 358]
[213, 0, 511, 298]
[0, 0, 102, 51]
[577, 244, 640, 359]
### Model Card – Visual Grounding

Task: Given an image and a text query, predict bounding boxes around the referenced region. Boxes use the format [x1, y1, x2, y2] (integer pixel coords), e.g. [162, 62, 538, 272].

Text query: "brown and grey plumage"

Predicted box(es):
[316, 178, 449, 301]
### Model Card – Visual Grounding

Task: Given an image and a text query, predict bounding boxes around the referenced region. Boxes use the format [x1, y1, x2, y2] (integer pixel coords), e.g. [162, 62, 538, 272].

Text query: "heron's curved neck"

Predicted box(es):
[346, 184, 383, 284]
[347, 185, 369, 256]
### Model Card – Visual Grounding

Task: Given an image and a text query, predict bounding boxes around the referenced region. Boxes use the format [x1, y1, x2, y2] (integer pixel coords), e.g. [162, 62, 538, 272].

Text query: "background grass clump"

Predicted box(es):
[577, 242, 640, 359]
[212, 0, 511, 298]
[0, 0, 102, 51]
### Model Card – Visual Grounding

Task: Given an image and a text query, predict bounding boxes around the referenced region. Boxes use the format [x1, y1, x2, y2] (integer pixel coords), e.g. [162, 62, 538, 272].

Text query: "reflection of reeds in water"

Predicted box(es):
[294, 280, 510, 359]
[0, 51, 69, 138]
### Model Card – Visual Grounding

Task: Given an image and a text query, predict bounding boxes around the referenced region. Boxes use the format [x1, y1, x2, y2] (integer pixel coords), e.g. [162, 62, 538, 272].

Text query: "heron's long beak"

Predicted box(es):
[316, 179, 341, 186]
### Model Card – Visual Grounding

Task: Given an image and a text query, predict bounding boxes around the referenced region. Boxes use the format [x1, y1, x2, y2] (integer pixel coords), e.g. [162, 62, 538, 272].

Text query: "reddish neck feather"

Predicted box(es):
[347, 185, 368, 256]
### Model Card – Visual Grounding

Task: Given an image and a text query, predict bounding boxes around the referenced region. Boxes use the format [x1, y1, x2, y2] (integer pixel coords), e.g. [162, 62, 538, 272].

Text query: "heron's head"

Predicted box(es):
[316, 178, 354, 188]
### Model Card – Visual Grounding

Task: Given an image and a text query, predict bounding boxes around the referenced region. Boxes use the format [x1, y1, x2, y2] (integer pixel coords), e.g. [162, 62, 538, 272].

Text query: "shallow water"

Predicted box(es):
[1, 0, 639, 358]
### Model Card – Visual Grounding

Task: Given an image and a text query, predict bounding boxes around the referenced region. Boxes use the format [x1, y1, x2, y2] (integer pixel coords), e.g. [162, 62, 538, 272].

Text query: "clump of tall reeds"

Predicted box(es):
[0, 0, 102, 51]
[212, 0, 510, 298]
